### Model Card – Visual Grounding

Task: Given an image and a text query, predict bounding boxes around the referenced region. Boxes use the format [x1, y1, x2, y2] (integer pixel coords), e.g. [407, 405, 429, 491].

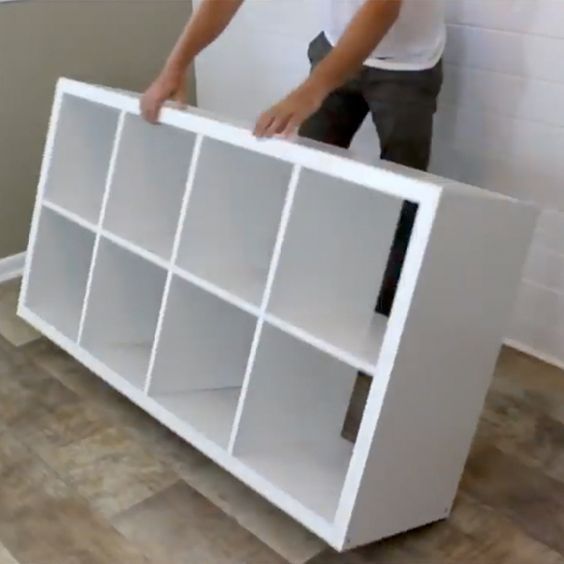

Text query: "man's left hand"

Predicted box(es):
[254, 80, 326, 138]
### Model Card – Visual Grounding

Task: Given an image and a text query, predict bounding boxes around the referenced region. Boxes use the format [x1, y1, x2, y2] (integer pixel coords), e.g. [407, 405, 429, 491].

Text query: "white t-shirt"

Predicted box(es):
[323, 0, 446, 71]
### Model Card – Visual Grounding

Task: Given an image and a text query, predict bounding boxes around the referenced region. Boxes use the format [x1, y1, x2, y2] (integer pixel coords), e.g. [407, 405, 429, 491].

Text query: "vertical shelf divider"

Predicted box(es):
[144, 134, 205, 395]
[77, 111, 126, 344]
[227, 164, 302, 454]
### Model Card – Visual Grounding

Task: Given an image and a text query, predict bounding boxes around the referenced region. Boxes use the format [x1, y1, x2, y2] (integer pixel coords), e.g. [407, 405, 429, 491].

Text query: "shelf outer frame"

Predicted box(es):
[18, 78, 538, 551]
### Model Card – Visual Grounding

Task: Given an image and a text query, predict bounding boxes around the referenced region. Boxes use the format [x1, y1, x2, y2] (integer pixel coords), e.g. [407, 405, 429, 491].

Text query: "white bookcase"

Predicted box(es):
[19, 79, 538, 551]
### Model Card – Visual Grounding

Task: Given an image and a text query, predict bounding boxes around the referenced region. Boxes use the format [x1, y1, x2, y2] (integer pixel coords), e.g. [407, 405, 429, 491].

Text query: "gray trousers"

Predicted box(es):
[299, 33, 443, 316]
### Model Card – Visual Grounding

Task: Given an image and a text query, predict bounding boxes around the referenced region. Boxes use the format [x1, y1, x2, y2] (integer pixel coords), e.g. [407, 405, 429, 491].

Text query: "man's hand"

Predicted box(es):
[254, 80, 327, 138]
[140, 0, 244, 124]
[141, 68, 187, 123]
[254, 0, 401, 138]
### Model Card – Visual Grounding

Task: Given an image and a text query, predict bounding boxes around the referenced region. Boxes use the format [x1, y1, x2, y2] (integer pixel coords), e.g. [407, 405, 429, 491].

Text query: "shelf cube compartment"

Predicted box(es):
[232, 324, 362, 522]
[103, 115, 196, 259]
[24, 207, 95, 340]
[176, 138, 293, 306]
[148, 275, 257, 448]
[80, 238, 166, 388]
[268, 169, 405, 368]
[44, 94, 119, 223]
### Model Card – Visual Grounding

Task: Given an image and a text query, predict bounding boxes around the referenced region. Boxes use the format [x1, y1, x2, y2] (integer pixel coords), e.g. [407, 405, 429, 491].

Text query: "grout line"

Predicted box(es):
[227, 164, 301, 455]
[446, 20, 564, 44]
[77, 111, 126, 345]
[526, 243, 564, 261]
[441, 55, 564, 91]
[439, 69, 564, 132]
[521, 278, 564, 297]
[144, 134, 204, 396]
[437, 98, 564, 140]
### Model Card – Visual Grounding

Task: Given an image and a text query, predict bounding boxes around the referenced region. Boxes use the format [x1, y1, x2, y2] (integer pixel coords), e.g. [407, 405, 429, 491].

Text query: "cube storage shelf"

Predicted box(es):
[19, 79, 538, 551]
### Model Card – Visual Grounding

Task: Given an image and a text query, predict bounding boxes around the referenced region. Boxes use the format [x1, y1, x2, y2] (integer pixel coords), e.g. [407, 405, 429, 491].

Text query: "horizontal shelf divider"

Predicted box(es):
[42, 199, 98, 234]
[100, 229, 170, 271]
[264, 313, 379, 376]
[172, 265, 261, 317]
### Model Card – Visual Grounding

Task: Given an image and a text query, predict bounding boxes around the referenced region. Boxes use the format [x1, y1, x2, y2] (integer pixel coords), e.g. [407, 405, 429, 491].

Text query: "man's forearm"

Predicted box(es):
[307, 0, 401, 95]
[165, 0, 244, 72]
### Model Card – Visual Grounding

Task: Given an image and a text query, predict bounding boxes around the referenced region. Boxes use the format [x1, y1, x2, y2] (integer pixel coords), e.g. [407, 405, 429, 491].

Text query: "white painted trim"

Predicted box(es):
[0, 252, 25, 284]
[504, 337, 564, 372]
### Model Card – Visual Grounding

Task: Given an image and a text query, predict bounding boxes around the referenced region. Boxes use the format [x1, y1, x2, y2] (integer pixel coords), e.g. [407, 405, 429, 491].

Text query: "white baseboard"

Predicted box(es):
[504, 337, 564, 372]
[0, 252, 25, 284]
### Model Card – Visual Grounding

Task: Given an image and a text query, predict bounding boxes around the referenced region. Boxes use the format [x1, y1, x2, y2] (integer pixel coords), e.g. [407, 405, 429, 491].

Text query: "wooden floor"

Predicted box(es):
[1, 280, 564, 563]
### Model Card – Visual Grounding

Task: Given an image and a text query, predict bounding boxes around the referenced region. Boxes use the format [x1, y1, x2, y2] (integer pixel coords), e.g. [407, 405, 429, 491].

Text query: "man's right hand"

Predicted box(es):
[141, 68, 188, 124]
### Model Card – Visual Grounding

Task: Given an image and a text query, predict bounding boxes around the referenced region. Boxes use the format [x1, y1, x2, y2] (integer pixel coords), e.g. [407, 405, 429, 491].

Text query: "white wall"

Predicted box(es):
[433, 0, 564, 368]
[194, 0, 564, 368]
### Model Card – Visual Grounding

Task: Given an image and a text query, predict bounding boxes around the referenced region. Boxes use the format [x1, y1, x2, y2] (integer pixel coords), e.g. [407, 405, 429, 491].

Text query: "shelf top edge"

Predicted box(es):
[55, 77, 531, 211]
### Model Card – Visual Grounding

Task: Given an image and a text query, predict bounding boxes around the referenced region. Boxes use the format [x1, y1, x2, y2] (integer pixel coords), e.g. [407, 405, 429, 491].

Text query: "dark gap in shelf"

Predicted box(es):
[374, 199, 419, 317]
[341, 373, 372, 444]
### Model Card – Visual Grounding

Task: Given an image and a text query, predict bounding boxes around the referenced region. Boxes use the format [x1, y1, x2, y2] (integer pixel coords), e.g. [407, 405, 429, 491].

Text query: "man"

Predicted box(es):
[141, 0, 445, 315]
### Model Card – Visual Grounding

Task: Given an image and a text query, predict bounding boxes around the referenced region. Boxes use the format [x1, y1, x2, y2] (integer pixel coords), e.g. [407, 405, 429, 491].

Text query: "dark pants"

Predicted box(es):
[300, 33, 443, 316]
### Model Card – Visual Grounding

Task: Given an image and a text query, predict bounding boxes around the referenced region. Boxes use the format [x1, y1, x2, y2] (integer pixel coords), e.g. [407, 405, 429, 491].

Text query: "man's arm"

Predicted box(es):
[254, 0, 402, 137]
[141, 0, 244, 123]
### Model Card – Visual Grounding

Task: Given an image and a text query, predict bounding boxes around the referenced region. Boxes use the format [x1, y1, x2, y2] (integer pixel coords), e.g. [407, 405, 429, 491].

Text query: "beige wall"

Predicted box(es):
[0, 0, 192, 259]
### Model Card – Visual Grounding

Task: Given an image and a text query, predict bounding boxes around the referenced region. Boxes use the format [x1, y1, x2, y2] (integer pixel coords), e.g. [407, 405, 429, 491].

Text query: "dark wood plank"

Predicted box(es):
[0, 350, 177, 519]
[7, 286, 564, 563]
[0, 429, 150, 564]
[29, 338, 325, 563]
[112, 481, 288, 564]
[462, 444, 564, 555]
[478, 386, 564, 484]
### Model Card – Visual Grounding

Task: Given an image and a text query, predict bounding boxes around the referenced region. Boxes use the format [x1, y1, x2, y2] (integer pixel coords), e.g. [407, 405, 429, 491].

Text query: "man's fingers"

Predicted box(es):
[142, 92, 173, 124]
[254, 111, 276, 137]
[264, 113, 291, 137]
[141, 100, 156, 123]
[141, 93, 160, 123]
[281, 115, 301, 138]
[148, 102, 161, 123]
[172, 84, 187, 106]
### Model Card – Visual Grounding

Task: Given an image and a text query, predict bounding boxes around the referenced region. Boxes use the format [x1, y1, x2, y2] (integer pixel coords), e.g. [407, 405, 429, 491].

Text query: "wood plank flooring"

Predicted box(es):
[1, 279, 563, 563]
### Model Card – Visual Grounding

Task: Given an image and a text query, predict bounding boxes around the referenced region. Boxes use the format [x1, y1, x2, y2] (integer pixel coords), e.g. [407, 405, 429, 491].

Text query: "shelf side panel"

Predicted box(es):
[339, 191, 539, 549]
